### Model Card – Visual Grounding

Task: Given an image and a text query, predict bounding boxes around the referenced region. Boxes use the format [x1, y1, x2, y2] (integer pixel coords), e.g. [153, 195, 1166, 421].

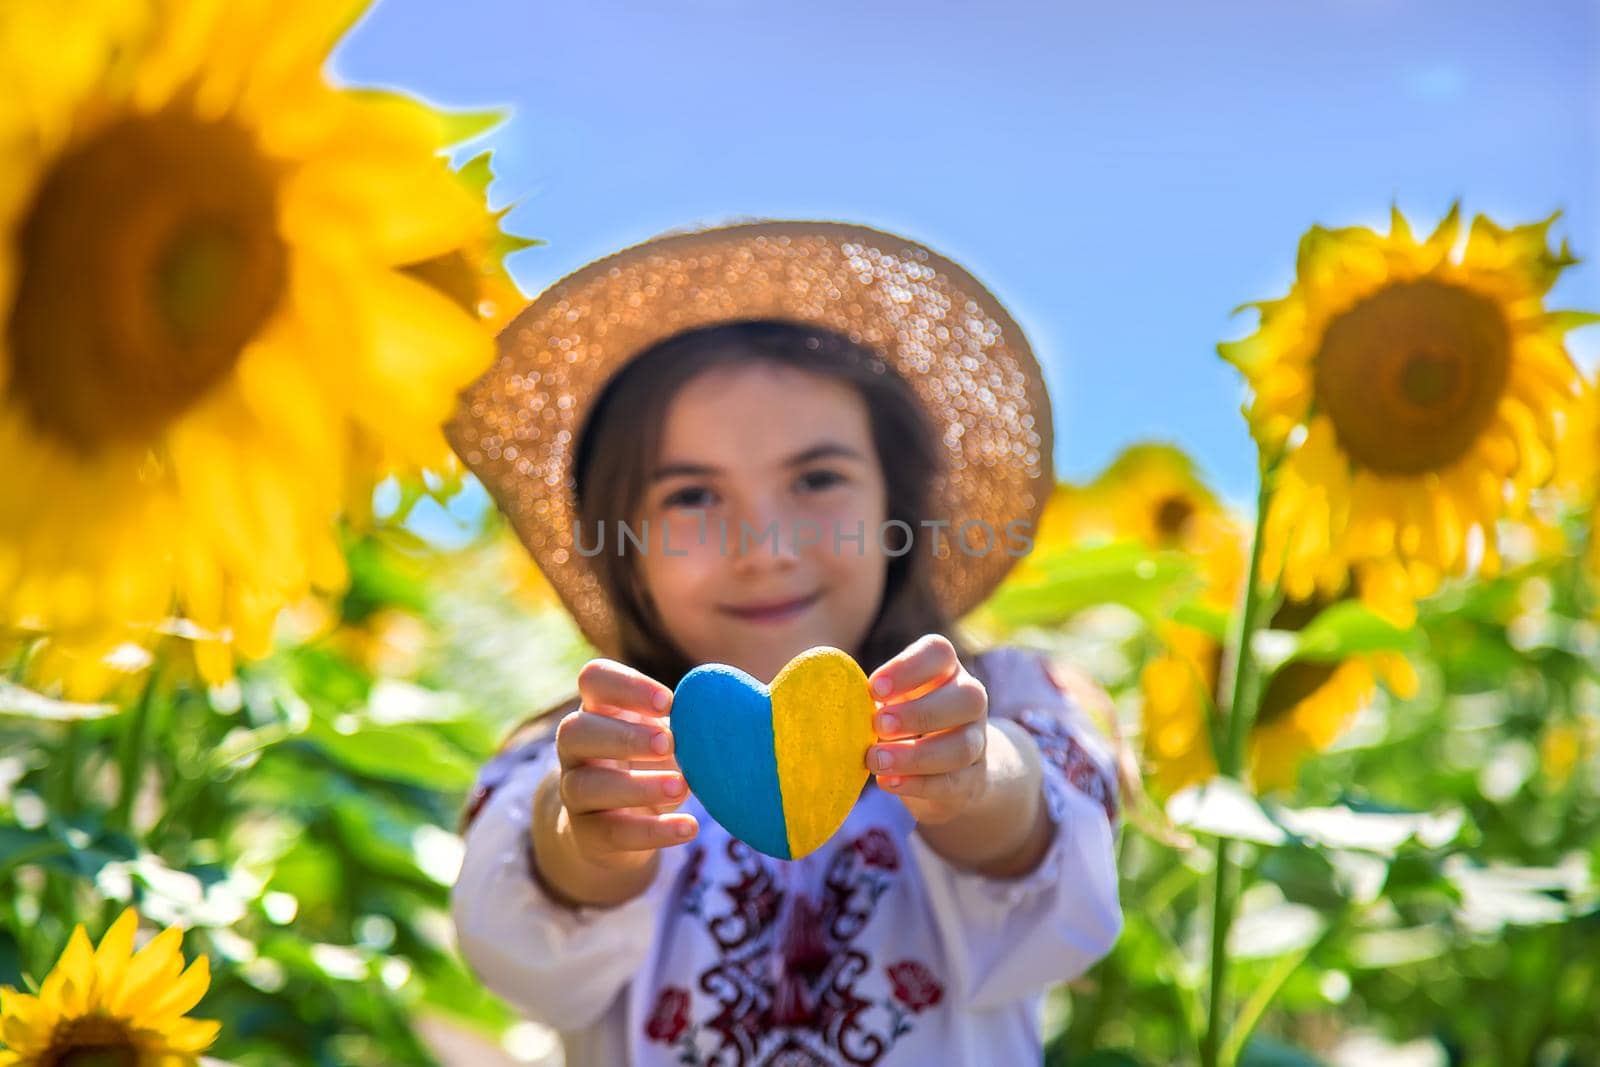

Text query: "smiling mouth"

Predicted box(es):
[720, 591, 822, 623]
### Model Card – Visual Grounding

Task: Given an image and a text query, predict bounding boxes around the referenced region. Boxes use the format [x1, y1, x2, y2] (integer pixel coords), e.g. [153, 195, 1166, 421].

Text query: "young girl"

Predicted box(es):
[444, 221, 1123, 1066]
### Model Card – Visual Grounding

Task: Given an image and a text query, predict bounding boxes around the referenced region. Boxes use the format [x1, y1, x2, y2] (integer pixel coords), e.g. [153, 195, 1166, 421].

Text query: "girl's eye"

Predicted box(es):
[797, 469, 846, 493]
[662, 486, 716, 510]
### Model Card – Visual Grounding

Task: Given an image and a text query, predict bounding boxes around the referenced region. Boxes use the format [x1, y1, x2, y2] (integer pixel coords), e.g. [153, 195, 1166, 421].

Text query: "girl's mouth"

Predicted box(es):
[720, 591, 822, 624]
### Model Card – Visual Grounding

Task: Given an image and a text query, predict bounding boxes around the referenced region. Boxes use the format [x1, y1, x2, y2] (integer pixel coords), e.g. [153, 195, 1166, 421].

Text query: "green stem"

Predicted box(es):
[1222, 917, 1340, 1064]
[1218, 461, 1276, 775]
[1200, 451, 1278, 1067]
[1201, 836, 1236, 1067]
[110, 662, 163, 834]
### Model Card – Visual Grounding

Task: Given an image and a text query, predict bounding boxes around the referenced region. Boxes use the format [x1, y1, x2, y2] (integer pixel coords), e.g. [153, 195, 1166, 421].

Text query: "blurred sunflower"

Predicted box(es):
[1220, 204, 1592, 626]
[0, 907, 218, 1066]
[1141, 577, 1418, 795]
[1075, 443, 1221, 551]
[0, 0, 525, 690]
[1000, 481, 1085, 585]
[1540, 712, 1599, 789]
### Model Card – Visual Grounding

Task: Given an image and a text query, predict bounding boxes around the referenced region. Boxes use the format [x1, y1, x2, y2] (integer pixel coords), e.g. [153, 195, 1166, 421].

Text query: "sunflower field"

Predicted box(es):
[2, 2, 1598, 1066]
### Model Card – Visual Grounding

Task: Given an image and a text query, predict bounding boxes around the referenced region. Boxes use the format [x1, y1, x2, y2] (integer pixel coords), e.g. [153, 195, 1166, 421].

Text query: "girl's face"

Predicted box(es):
[637, 361, 890, 684]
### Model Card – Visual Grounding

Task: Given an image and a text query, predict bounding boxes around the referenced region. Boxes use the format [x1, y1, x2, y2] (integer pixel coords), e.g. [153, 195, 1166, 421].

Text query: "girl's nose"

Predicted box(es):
[727, 498, 803, 572]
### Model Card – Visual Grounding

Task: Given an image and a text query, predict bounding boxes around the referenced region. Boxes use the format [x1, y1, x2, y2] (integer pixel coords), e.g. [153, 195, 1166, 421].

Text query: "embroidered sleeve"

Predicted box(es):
[1005, 652, 1121, 827]
[904, 646, 1123, 1010]
[449, 729, 685, 1030]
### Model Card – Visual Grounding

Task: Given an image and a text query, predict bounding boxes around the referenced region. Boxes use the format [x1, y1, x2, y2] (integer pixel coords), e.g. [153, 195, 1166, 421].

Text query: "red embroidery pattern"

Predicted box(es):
[886, 961, 942, 1012]
[645, 831, 941, 1066]
[647, 987, 692, 1043]
[1015, 706, 1119, 825]
[852, 829, 898, 871]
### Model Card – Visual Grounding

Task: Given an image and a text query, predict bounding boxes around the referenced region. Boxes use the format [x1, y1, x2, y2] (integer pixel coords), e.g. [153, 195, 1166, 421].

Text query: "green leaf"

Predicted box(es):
[1448, 859, 1591, 933]
[301, 715, 478, 792]
[1540, 309, 1600, 334]
[1172, 599, 1231, 640]
[0, 926, 20, 988]
[1166, 778, 1288, 845]
[1259, 845, 1350, 911]
[0, 824, 68, 878]
[1237, 1034, 1327, 1067]
[0, 681, 117, 721]
[439, 106, 511, 148]
[340, 531, 432, 620]
[985, 543, 1198, 627]
[1272, 803, 1468, 856]
[1348, 925, 1452, 968]
[1062, 1053, 1148, 1067]
[1287, 601, 1420, 662]
[1229, 901, 1327, 960]
[453, 150, 495, 198]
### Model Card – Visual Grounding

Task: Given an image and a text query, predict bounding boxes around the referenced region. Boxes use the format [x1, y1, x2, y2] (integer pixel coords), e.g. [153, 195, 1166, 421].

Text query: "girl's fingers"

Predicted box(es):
[556, 709, 673, 769]
[878, 763, 985, 810]
[869, 633, 960, 704]
[561, 765, 687, 815]
[570, 810, 698, 854]
[578, 658, 673, 717]
[869, 722, 987, 777]
[873, 673, 986, 739]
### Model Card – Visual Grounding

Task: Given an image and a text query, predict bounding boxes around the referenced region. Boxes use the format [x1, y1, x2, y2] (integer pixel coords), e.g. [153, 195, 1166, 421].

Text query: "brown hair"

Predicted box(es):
[486, 318, 981, 757]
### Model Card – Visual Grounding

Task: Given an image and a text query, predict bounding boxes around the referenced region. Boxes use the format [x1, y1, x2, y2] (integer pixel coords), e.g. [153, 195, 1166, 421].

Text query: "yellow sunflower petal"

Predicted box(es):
[133, 955, 210, 1025]
[1, 986, 54, 1055]
[39, 924, 98, 1017]
[91, 906, 142, 997]
[155, 1014, 223, 1053]
[110, 926, 187, 1015]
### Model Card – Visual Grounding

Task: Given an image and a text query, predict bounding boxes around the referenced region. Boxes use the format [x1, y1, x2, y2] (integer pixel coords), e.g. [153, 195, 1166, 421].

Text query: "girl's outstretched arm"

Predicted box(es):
[864, 634, 1056, 876]
[530, 658, 694, 908]
[896, 644, 1124, 1011]
[450, 726, 689, 1031]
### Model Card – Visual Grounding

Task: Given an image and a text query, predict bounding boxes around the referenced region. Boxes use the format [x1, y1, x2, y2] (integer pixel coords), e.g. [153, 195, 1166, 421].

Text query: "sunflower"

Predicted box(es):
[996, 480, 1087, 588]
[1540, 712, 1599, 789]
[0, 0, 522, 689]
[0, 908, 218, 1066]
[1075, 443, 1222, 552]
[1220, 204, 1591, 627]
[1140, 559, 1419, 795]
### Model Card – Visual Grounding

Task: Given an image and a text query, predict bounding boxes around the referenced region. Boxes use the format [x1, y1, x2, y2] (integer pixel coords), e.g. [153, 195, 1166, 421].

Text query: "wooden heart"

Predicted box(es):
[671, 645, 877, 859]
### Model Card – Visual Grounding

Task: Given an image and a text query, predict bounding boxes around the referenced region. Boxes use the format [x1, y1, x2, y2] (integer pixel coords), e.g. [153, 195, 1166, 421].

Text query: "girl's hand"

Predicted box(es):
[550, 658, 698, 872]
[866, 634, 991, 826]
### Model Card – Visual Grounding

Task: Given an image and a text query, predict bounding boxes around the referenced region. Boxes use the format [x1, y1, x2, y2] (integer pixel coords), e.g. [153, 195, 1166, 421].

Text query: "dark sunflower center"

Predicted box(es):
[8, 109, 287, 453]
[1312, 278, 1511, 476]
[43, 1014, 139, 1067]
[1153, 494, 1196, 540]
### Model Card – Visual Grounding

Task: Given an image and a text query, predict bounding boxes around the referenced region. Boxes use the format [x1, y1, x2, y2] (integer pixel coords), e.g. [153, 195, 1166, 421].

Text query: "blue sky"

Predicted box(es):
[335, 0, 1597, 521]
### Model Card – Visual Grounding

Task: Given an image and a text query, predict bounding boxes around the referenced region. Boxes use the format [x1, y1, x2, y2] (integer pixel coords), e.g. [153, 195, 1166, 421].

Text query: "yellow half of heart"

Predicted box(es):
[770, 646, 879, 858]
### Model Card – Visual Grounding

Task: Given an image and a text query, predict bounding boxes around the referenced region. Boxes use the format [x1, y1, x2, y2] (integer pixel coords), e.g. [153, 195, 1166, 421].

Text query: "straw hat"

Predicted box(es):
[444, 220, 1054, 658]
